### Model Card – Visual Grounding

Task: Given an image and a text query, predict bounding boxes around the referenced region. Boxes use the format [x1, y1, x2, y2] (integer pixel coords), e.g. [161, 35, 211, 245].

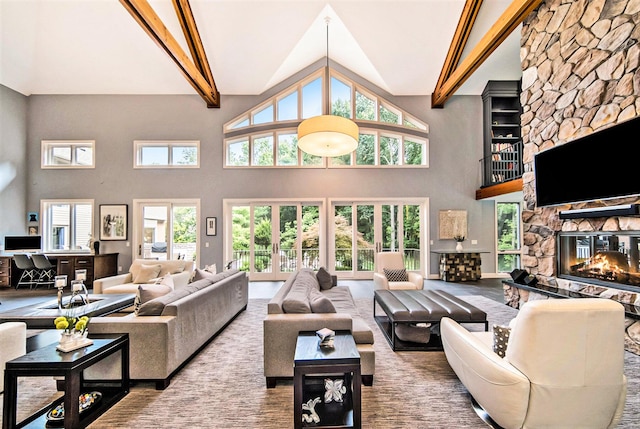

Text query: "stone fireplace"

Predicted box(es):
[514, 0, 640, 354]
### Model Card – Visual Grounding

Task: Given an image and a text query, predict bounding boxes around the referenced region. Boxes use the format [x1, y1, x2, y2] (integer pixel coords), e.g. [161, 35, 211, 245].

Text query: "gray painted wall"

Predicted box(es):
[2, 64, 499, 277]
[0, 84, 28, 236]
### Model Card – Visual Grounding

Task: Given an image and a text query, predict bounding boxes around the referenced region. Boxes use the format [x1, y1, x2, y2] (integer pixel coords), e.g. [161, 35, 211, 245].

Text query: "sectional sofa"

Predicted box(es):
[87, 269, 248, 389]
[263, 268, 375, 387]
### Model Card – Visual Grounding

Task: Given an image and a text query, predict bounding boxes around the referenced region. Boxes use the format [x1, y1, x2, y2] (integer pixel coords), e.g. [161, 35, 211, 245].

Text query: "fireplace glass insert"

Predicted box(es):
[558, 232, 640, 291]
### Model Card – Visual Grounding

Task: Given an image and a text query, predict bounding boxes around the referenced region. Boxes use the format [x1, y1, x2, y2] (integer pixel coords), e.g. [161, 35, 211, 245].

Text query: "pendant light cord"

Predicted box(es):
[325, 16, 330, 68]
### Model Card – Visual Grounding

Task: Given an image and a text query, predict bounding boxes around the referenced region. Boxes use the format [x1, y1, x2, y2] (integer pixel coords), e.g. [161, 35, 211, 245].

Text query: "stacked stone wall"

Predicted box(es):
[519, 0, 640, 352]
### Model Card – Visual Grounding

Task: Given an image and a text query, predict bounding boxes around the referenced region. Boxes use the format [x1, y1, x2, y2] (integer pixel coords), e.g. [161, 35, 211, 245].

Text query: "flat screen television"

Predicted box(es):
[3, 235, 42, 253]
[534, 115, 640, 207]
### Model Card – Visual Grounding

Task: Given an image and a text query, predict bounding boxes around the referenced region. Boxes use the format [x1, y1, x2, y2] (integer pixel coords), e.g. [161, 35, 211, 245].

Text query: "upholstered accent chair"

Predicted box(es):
[441, 298, 627, 429]
[373, 252, 423, 290]
[1, 322, 27, 393]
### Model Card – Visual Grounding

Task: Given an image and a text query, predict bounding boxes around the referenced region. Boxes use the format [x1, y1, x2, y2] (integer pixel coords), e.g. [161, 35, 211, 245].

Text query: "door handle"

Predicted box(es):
[138, 244, 142, 256]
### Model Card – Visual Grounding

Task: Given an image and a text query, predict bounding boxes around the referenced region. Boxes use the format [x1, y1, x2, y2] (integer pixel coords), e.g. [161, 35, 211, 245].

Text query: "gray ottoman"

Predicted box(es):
[374, 289, 488, 351]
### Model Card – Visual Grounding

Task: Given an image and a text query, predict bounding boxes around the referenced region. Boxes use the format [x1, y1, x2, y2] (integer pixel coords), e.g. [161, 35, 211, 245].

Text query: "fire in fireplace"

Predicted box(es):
[558, 232, 640, 292]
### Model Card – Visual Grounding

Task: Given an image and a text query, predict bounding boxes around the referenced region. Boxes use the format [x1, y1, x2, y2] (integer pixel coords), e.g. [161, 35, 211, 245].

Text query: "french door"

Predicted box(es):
[223, 199, 325, 281]
[132, 199, 200, 264]
[329, 199, 427, 279]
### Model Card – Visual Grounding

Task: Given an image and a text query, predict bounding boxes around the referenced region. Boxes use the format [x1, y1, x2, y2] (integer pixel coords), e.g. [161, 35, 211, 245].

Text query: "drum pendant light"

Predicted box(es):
[297, 18, 359, 157]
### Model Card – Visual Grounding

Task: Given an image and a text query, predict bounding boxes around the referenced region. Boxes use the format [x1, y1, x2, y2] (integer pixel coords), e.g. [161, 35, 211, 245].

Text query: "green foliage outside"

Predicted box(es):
[497, 202, 520, 272]
[173, 207, 196, 243]
[231, 203, 421, 273]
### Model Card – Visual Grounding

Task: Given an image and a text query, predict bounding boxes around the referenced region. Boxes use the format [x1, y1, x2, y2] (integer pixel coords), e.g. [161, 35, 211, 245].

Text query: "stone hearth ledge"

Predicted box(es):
[503, 280, 640, 355]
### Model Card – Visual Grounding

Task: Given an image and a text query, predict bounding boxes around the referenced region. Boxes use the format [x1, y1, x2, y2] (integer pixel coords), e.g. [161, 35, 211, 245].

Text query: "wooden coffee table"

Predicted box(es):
[2, 333, 129, 429]
[294, 331, 361, 429]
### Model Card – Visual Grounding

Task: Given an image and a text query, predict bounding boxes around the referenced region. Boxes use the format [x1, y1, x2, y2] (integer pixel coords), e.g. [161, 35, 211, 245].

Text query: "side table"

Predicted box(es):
[431, 250, 489, 282]
[294, 331, 361, 429]
[2, 333, 129, 429]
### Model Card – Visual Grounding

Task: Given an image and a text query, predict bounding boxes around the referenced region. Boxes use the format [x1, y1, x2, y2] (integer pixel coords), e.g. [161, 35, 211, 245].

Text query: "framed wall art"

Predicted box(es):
[206, 217, 217, 236]
[99, 204, 128, 240]
[439, 209, 467, 240]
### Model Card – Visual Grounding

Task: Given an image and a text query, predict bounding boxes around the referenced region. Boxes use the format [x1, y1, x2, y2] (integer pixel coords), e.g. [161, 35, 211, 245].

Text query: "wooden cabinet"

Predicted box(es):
[482, 80, 522, 186]
[49, 253, 118, 288]
[0, 256, 11, 288]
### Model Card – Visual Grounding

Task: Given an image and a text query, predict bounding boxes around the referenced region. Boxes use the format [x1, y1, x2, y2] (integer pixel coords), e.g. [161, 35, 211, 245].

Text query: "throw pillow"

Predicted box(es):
[309, 288, 336, 313]
[282, 270, 318, 313]
[137, 287, 192, 317]
[383, 268, 409, 282]
[204, 264, 217, 274]
[132, 264, 162, 284]
[492, 324, 511, 358]
[155, 274, 175, 290]
[316, 267, 333, 290]
[193, 268, 217, 282]
[134, 283, 173, 315]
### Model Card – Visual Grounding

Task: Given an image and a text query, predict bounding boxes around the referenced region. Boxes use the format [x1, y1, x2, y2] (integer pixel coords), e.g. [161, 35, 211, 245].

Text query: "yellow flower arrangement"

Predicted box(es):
[75, 316, 90, 333]
[53, 315, 90, 334]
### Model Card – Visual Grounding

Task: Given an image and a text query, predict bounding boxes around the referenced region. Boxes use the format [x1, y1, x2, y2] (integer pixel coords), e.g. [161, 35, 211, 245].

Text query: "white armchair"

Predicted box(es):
[441, 298, 627, 429]
[373, 252, 423, 290]
[1, 322, 27, 393]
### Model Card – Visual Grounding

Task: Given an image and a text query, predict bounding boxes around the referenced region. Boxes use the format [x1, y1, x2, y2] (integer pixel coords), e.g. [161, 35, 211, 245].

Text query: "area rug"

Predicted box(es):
[2, 295, 638, 428]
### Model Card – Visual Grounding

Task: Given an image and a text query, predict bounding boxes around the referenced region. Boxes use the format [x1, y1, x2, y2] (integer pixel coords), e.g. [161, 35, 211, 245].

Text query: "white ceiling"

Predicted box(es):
[0, 0, 523, 98]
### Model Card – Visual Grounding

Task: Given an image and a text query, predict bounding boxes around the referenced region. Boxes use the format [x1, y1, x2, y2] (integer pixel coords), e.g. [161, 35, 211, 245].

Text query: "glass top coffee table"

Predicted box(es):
[0, 293, 135, 329]
[294, 330, 361, 429]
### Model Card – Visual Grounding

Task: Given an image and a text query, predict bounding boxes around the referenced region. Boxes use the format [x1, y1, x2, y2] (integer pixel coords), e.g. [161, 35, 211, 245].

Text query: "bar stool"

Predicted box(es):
[12, 254, 39, 289]
[31, 254, 56, 288]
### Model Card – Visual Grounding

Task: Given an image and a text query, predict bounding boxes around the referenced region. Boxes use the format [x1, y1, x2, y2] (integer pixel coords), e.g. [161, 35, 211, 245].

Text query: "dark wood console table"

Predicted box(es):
[2, 333, 129, 429]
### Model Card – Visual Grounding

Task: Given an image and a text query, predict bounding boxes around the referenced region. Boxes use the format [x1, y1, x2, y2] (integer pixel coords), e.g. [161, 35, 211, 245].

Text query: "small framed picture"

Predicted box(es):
[100, 204, 128, 241]
[206, 217, 217, 236]
[28, 212, 38, 222]
[28, 226, 39, 236]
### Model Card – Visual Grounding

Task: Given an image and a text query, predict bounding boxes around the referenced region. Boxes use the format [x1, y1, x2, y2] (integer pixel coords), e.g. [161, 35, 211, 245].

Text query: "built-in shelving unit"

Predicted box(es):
[481, 81, 523, 187]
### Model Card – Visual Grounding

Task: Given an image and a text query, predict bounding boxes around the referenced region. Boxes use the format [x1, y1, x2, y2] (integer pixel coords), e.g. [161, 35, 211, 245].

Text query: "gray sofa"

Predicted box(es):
[87, 269, 248, 389]
[263, 268, 375, 388]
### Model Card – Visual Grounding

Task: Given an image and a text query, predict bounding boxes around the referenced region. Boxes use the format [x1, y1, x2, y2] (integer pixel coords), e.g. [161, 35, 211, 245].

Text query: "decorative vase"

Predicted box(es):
[59, 332, 74, 346]
[93, 240, 100, 255]
[456, 241, 463, 252]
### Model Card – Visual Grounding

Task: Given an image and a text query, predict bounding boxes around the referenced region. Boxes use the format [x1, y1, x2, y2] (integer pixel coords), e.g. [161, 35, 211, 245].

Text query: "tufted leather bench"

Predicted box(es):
[374, 289, 488, 351]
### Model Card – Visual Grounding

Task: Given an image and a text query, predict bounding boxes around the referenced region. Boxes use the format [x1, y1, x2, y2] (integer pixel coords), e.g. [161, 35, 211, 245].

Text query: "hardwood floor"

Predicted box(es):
[245, 276, 505, 302]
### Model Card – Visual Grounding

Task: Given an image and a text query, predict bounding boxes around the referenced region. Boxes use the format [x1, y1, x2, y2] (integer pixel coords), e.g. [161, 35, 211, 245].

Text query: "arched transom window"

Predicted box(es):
[223, 68, 429, 168]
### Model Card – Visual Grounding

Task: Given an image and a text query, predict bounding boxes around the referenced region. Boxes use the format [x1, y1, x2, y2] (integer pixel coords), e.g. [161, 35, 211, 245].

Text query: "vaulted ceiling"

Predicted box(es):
[0, 0, 526, 103]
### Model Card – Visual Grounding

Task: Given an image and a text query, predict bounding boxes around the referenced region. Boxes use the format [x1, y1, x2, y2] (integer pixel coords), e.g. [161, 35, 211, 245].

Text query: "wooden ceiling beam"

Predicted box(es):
[433, 0, 484, 98]
[475, 178, 523, 200]
[120, 0, 219, 108]
[432, 0, 543, 108]
[172, 0, 219, 105]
